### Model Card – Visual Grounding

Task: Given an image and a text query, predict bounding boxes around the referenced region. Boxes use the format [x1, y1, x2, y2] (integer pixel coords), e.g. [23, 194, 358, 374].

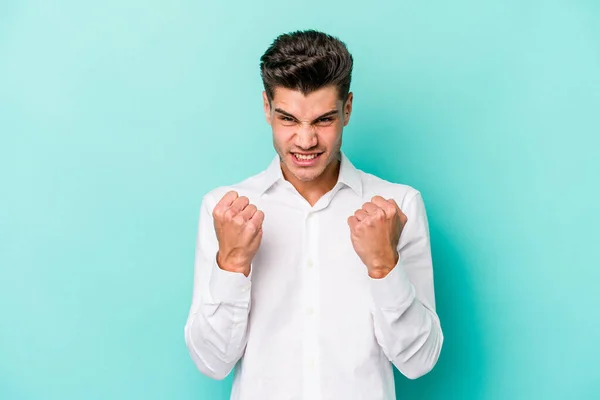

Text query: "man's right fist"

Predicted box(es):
[213, 191, 264, 277]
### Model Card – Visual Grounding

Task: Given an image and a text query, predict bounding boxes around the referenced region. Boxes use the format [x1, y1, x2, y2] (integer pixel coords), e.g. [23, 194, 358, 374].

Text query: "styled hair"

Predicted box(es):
[259, 29, 353, 103]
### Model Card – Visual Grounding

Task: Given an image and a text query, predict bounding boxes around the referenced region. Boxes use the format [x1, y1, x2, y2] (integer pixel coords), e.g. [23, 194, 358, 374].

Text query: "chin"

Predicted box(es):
[295, 166, 327, 182]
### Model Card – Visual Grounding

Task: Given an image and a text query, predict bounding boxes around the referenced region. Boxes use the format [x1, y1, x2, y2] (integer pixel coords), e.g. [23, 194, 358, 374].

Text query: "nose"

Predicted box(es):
[295, 123, 318, 150]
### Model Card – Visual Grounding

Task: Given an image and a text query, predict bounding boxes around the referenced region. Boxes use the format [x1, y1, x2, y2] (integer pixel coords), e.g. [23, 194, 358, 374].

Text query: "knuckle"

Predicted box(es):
[221, 191, 238, 204]
[246, 221, 259, 234]
[224, 208, 237, 220]
[232, 215, 245, 226]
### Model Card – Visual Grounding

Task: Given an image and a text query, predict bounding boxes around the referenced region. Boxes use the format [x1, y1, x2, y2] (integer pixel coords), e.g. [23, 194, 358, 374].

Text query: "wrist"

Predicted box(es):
[367, 250, 399, 279]
[216, 252, 251, 276]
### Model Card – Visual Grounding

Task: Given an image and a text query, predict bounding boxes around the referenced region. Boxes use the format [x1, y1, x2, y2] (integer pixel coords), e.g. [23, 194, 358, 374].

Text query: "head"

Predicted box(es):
[260, 30, 354, 184]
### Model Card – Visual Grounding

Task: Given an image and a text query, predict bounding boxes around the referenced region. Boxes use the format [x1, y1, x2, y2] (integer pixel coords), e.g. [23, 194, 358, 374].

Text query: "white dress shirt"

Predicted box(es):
[184, 151, 443, 400]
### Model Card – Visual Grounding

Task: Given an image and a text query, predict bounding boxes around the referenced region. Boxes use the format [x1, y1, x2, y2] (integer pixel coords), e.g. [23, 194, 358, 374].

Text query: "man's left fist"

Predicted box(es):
[347, 196, 408, 279]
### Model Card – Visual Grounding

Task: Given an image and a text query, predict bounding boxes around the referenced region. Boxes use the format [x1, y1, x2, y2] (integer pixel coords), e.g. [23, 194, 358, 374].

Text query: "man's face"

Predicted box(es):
[263, 85, 353, 184]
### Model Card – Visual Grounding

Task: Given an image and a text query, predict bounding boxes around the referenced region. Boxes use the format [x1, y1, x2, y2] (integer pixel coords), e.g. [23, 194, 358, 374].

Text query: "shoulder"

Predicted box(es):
[358, 170, 422, 209]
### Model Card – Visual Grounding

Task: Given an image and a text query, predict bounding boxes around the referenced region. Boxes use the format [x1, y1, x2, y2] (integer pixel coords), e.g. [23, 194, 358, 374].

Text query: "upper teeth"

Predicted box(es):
[295, 153, 318, 160]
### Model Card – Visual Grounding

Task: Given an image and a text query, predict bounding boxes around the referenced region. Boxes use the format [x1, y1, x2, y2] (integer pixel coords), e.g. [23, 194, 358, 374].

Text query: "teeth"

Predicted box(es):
[294, 153, 318, 160]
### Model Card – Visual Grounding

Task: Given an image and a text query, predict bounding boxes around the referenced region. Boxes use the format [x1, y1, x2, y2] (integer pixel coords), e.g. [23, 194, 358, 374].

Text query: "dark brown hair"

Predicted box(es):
[260, 30, 353, 103]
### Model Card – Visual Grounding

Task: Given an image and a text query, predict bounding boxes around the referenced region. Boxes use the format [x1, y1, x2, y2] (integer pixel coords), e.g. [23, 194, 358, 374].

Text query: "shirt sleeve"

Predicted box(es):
[368, 191, 444, 379]
[183, 194, 252, 380]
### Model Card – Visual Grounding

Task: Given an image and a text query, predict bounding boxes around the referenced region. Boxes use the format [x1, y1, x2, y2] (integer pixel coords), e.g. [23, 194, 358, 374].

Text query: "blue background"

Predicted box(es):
[1, 1, 599, 399]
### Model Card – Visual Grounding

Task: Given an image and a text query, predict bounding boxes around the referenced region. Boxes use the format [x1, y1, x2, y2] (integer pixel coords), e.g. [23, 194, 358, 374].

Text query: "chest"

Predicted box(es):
[247, 194, 373, 312]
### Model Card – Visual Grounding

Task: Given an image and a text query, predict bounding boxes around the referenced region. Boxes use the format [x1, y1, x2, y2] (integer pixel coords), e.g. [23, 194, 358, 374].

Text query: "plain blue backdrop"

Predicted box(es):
[1, 1, 599, 399]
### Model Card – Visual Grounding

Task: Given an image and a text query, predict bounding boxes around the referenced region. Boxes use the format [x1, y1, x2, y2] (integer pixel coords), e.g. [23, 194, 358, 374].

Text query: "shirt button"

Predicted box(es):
[307, 259, 313, 268]
[307, 307, 314, 315]
[308, 359, 315, 368]
[241, 284, 250, 292]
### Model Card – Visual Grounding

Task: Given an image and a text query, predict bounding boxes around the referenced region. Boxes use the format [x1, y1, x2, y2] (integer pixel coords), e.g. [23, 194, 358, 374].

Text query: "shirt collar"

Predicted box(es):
[258, 151, 363, 197]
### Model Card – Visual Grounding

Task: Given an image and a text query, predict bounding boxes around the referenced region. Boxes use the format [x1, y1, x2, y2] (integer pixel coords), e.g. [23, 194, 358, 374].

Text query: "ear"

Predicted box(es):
[262, 91, 272, 125]
[343, 92, 353, 126]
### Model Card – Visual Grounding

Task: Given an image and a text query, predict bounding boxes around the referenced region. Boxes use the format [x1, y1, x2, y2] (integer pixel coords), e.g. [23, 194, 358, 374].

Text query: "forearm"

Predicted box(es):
[370, 264, 443, 379]
[184, 260, 252, 380]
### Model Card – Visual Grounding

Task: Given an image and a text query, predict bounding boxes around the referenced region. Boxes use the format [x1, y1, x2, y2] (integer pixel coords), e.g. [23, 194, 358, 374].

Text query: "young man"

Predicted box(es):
[184, 30, 443, 400]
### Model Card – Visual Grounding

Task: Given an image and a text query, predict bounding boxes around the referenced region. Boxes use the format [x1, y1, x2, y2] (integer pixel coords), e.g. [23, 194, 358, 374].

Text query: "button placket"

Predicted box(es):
[302, 211, 321, 400]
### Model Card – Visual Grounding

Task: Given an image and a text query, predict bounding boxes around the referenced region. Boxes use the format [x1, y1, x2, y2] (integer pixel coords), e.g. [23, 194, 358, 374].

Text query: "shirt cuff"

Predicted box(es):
[209, 258, 252, 303]
[368, 259, 415, 309]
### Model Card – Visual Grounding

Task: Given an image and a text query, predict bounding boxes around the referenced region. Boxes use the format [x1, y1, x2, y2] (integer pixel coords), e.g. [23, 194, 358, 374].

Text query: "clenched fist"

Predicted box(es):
[347, 196, 408, 279]
[213, 191, 264, 277]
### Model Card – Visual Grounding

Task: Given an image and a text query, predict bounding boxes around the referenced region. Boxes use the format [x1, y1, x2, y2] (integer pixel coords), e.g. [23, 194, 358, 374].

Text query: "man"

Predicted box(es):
[184, 29, 443, 400]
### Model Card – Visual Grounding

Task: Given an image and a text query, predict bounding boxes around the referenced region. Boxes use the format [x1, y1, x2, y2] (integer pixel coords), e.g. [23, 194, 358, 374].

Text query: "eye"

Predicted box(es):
[278, 116, 296, 124]
[316, 117, 335, 126]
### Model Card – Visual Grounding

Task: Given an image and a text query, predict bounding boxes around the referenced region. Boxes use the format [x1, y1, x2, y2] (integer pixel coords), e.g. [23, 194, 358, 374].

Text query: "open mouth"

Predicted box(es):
[291, 152, 323, 165]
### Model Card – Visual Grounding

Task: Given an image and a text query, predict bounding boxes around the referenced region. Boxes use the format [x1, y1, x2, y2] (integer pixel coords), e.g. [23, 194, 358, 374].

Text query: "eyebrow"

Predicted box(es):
[274, 108, 339, 123]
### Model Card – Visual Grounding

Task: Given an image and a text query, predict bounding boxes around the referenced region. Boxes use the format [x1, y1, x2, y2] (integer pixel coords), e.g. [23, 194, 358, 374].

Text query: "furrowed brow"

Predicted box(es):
[274, 108, 298, 120]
